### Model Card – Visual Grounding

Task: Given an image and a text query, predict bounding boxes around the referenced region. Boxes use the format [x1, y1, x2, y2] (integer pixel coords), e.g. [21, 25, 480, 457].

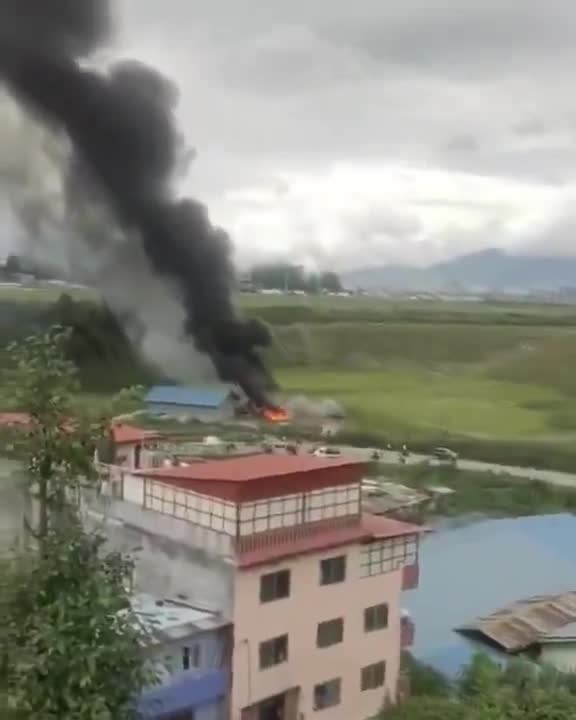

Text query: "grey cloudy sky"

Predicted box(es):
[93, 2, 576, 267]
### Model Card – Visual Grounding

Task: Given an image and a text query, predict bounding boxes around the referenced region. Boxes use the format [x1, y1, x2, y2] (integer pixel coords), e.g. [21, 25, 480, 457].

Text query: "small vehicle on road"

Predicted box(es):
[313, 446, 341, 458]
[432, 447, 459, 465]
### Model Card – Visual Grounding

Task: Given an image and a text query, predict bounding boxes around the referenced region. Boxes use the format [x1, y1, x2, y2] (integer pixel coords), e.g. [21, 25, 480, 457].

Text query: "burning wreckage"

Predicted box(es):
[0, 0, 289, 422]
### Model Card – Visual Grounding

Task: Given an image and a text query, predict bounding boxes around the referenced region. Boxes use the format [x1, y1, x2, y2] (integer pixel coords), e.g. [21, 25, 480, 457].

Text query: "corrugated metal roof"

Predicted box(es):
[131, 593, 227, 645]
[457, 591, 576, 652]
[145, 385, 233, 409]
[542, 620, 576, 642]
[136, 453, 365, 483]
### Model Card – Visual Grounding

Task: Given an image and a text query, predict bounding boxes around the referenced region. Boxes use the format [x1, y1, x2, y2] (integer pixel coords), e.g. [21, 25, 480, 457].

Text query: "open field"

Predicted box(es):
[278, 368, 572, 440]
[0, 285, 97, 303]
[4, 286, 576, 466]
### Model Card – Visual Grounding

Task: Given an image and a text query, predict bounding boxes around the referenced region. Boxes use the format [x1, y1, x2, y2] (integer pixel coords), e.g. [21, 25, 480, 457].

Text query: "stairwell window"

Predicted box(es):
[259, 634, 289, 669]
[320, 555, 346, 585]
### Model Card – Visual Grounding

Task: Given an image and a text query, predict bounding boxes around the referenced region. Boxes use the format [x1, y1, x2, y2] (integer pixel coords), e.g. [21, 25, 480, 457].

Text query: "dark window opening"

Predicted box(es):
[364, 603, 389, 632]
[361, 661, 386, 691]
[320, 556, 346, 585]
[260, 570, 291, 603]
[316, 618, 344, 648]
[259, 635, 289, 669]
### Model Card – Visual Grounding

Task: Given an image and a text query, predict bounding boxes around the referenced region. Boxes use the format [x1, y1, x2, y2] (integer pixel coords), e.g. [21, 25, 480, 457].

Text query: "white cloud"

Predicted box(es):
[208, 164, 562, 269]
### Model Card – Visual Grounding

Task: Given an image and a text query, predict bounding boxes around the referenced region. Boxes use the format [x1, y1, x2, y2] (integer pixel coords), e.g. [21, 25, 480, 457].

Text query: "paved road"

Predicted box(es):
[313, 445, 576, 489]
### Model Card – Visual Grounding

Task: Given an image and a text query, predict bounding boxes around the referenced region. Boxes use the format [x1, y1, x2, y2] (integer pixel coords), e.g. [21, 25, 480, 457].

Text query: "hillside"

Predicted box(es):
[342, 249, 576, 292]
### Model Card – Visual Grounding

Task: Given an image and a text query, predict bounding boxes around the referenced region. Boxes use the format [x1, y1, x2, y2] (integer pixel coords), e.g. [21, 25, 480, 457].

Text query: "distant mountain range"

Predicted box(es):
[342, 249, 576, 293]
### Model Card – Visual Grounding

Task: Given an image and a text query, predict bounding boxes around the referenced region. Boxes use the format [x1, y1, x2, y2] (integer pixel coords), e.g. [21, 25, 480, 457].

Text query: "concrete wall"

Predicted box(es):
[540, 642, 576, 673]
[231, 543, 404, 720]
[84, 496, 235, 615]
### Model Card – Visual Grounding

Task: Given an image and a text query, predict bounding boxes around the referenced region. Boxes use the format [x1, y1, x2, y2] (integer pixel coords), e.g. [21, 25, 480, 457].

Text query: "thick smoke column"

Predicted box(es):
[0, 0, 276, 406]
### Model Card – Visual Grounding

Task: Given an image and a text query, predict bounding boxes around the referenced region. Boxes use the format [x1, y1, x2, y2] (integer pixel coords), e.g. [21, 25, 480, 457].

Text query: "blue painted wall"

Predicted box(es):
[137, 668, 228, 719]
[138, 627, 230, 720]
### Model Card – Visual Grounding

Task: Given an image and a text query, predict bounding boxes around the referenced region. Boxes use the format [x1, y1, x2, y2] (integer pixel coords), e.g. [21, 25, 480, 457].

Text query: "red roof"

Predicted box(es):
[237, 514, 424, 568]
[136, 454, 363, 482]
[136, 454, 367, 501]
[111, 424, 162, 445]
[0, 412, 31, 427]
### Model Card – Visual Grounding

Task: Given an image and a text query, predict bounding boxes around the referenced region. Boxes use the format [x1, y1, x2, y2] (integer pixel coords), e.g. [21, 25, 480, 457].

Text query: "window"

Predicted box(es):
[314, 679, 341, 710]
[320, 555, 346, 585]
[259, 634, 288, 669]
[260, 570, 291, 603]
[316, 618, 344, 648]
[361, 661, 386, 691]
[182, 644, 201, 670]
[360, 536, 418, 578]
[364, 603, 389, 632]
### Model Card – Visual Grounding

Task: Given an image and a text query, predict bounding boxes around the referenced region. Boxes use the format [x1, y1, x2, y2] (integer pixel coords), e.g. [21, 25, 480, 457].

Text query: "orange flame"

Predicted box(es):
[261, 406, 289, 423]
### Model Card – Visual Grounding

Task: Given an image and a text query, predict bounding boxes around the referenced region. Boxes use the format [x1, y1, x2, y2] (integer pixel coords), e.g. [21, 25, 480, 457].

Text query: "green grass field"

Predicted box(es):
[4, 286, 576, 466]
[278, 368, 569, 440]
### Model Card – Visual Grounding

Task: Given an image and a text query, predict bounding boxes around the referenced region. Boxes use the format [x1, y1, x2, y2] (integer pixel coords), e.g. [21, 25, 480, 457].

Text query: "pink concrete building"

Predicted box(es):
[110, 454, 423, 720]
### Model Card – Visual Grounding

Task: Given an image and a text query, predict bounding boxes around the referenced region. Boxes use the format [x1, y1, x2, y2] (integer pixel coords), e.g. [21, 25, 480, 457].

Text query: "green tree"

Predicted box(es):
[319, 271, 342, 293]
[383, 655, 576, 720]
[0, 326, 149, 719]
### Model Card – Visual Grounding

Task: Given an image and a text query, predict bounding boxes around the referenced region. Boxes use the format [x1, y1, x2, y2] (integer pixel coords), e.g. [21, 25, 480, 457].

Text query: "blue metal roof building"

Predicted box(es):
[145, 385, 238, 422]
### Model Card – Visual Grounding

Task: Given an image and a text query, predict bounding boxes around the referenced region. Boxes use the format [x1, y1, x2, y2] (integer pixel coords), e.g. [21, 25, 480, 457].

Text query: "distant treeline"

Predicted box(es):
[246, 263, 343, 293]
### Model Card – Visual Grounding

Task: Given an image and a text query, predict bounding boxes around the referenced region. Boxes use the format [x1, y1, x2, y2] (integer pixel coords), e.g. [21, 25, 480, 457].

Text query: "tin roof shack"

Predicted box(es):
[134, 593, 230, 720]
[362, 479, 432, 521]
[145, 385, 241, 424]
[457, 591, 576, 672]
[110, 424, 162, 470]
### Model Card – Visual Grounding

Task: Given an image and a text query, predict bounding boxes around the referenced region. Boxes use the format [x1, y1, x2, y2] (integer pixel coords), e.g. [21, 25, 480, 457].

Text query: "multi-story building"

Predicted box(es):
[93, 454, 423, 720]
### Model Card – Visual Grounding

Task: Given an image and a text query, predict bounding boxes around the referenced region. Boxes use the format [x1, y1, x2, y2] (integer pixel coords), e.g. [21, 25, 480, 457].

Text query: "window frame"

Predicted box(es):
[361, 661, 386, 691]
[259, 634, 289, 670]
[260, 569, 291, 603]
[313, 678, 342, 710]
[316, 617, 344, 648]
[364, 603, 389, 632]
[320, 555, 346, 586]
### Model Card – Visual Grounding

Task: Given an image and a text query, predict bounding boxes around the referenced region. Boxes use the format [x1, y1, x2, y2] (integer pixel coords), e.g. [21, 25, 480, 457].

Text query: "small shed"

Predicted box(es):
[457, 591, 576, 672]
[145, 385, 238, 423]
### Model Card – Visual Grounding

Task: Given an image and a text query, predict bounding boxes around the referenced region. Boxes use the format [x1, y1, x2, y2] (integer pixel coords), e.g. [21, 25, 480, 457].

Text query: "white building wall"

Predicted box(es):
[124, 474, 144, 505]
[540, 642, 576, 673]
[83, 495, 235, 614]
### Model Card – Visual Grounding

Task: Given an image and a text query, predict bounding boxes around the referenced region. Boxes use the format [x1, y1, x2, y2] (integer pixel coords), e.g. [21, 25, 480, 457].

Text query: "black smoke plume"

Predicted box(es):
[0, 0, 276, 407]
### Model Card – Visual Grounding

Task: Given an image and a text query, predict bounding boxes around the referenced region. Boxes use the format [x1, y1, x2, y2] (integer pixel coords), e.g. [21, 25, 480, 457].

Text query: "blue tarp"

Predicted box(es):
[138, 669, 228, 719]
[145, 385, 232, 409]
